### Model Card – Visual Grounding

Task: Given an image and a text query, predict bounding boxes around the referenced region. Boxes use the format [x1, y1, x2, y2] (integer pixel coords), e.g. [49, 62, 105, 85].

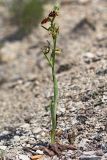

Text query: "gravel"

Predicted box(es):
[0, 0, 107, 159]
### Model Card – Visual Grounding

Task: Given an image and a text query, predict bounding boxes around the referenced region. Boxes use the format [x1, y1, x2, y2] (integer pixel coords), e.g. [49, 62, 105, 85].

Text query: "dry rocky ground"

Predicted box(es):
[0, 0, 107, 159]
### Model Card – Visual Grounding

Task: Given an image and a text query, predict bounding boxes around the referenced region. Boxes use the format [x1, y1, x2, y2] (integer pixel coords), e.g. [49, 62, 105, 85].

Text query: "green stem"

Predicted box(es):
[51, 37, 58, 144]
[43, 53, 52, 67]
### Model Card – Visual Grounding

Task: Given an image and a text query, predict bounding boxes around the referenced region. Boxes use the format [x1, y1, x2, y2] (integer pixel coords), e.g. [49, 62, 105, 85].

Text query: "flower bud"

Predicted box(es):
[54, 2, 60, 11]
[55, 48, 62, 55]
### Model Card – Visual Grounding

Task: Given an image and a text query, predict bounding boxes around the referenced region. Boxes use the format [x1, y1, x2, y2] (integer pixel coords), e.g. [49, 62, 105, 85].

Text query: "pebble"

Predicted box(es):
[36, 150, 44, 155]
[36, 134, 41, 139]
[67, 150, 74, 155]
[58, 106, 66, 113]
[52, 156, 59, 160]
[93, 134, 102, 142]
[96, 68, 107, 76]
[79, 0, 91, 4]
[83, 151, 96, 156]
[18, 154, 30, 160]
[40, 131, 46, 137]
[32, 127, 42, 134]
[20, 124, 30, 129]
[96, 150, 104, 156]
[76, 115, 87, 124]
[83, 52, 101, 64]
[101, 143, 107, 151]
[83, 52, 94, 63]
[0, 130, 10, 136]
[79, 155, 101, 160]
[43, 156, 51, 160]
[102, 95, 107, 104]
[0, 145, 7, 150]
[14, 136, 20, 142]
[78, 138, 90, 150]
[103, 153, 107, 158]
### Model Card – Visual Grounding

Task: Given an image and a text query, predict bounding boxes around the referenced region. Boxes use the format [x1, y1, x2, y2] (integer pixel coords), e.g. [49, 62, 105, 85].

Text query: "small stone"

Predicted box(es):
[67, 150, 74, 155]
[96, 68, 107, 76]
[93, 134, 102, 142]
[18, 154, 30, 160]
[0, 131, 10, 136]
[102, 95, 107, 103]
[67, 150, 75, 158]
[83, 52, 94, 63]
[83, 151, 96, 156]
[32, 127, 42, 134]
[59, 107, 66, 113]
[104, 153, 107, 158]
[78, 138, 90, 150]
[101, 158, 107, 160]
[76, 115, 87, 124]
[79, 0, 91, 4]
[0, 146, 7, 150]
[41, 131, 46, 137]
[52, 155, 59, 160]
[79, 155, 101, 160]
[31, 155, 44, 160]
[36, 150, 44, 155]
[95, 150, 104, 156]
[36, 135, 41, 139]
[83, 52, 100, 64]
[14, 136, 20, 141]
[20, 124, 30, 129]
[101, 143, 107, 151]
[43, 156, 51, 160]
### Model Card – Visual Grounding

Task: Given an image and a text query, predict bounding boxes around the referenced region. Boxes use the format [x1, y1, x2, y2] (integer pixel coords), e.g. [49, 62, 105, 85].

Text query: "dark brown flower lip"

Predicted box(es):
[41, 10, 58, 25]
[48, 11, 58, 18]
[41, 17, 50, 24]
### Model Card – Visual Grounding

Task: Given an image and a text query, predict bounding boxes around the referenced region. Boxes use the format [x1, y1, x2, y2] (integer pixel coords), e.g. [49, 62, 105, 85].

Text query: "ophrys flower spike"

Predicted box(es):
[41, 4, 61, 144]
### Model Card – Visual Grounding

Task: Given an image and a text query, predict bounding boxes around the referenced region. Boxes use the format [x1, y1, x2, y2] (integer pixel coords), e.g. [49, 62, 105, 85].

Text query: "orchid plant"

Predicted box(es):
[41, 4, 61, 144]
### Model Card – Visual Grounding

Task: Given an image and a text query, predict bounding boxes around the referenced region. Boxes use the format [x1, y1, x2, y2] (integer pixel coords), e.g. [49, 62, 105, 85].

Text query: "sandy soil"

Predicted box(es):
[0, 0, 107, 159]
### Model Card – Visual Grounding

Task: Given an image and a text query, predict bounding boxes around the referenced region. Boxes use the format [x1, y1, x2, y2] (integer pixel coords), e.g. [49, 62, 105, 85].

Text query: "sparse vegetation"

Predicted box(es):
[9, 0, 45, 33]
